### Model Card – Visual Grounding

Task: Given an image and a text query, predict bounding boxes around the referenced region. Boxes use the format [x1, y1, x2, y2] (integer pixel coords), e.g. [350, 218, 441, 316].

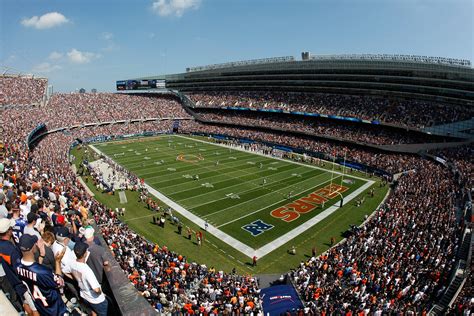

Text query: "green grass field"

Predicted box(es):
[72, 134, 388, 274]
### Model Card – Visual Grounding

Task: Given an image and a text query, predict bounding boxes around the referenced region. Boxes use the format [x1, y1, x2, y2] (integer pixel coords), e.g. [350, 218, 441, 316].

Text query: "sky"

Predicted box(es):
[0, 0, 472, 92]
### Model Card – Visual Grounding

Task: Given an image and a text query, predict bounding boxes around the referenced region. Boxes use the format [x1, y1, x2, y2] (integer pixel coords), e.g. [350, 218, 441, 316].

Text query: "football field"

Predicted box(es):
[91, 134, 375, 258]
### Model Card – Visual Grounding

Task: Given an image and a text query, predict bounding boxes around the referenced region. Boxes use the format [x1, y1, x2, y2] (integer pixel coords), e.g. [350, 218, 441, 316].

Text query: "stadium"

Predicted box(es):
[0, 49, 472, 315]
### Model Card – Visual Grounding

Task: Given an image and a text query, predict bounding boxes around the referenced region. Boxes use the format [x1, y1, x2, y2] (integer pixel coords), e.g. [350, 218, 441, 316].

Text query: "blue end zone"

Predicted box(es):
[261, 285, 303, 315]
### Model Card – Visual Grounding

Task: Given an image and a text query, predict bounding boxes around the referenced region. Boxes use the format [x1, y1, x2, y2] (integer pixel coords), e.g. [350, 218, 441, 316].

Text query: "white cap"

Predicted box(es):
[84, 227, 94, 239]
[0, 218, 14, 233]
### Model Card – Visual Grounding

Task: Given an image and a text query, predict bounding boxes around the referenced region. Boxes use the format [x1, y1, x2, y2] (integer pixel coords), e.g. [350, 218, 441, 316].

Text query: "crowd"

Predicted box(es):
[2, 92, 190, 144]
[188, 91, 472, 128]
[196, 111, 442, 145]
[93, 202, 261, 314]
[0, 76, 470, 315]
[0, 76, 47, 106]
[291, 160, 464, 314]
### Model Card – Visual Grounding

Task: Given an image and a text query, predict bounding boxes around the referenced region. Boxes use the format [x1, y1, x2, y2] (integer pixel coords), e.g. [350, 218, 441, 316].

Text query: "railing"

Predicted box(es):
[186, 56, 295, 72]
[308, 54, 471, 68]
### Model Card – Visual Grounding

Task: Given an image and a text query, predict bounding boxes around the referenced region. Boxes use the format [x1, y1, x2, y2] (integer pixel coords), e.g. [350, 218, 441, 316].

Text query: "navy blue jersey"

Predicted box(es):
[16, 261, 68, 316]
[0, 239, 21, 268]
[12, 217, 27, 245]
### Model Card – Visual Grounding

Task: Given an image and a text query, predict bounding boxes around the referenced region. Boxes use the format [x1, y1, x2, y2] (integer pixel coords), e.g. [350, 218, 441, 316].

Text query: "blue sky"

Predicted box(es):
[1, 0, 472, 92]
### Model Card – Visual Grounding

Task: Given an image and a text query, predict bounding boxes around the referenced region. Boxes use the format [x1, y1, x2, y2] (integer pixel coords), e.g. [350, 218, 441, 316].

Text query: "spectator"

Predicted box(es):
[52, 227, 76, 279]
[71, 242, 108, 316]
[84, 227, 109, 284]
[0, 218, 27, 312]
[17, 234, 68, 315]
[24, 212, 42, 240]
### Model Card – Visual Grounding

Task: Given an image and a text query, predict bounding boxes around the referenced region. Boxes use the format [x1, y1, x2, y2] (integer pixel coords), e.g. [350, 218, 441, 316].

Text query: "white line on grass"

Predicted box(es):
[90, 143, 257, 257]
[181, 166, 309, 209]
[254, 180, 374, 258]
[207, 172, 333, 220]
[215, 174, 340, 228]
[175, 165, 308, 205]
[176, 135, 368, 181]
[89, 137, 375, 259]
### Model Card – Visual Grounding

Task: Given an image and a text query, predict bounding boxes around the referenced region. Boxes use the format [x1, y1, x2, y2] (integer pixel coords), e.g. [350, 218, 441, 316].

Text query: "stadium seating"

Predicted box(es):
[188, 91, 473, 129]
[0, 76, 471, 314]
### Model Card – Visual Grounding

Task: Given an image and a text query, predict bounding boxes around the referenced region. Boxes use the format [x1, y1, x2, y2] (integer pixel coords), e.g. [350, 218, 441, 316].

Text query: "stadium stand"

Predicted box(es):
[188, 91, 473, 129]
[0, 75, 47, 106]
[193, 110, 452, 145]
[0, 63, 472, 315]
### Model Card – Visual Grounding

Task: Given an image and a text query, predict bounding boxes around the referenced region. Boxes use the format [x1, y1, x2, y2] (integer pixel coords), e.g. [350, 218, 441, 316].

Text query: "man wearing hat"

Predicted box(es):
[71, 242, 108, 316]
[51, 226, 76, 280]
[83, 226, 109, 284]
[16, 234, 68, 315]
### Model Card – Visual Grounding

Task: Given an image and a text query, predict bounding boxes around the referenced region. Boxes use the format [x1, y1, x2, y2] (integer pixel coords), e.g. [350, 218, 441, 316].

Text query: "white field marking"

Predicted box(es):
[120, 147, 249, 166]
[167, 164, 307, 204]
[147, 163, 269, 192]
[123, 213, 155, 222]
[138, 144, 272, 185]
[214, 173, 338, 226]
[255, 180, 375, 258]
[200, 169, 330, 218]
[176, 135, 367, 181]
[90, 144, 258, 257]
[129, 150, 255, 179]
[146, 155, 263, 185]
[178, 166, 309, 208]
[144, 183, 257, 256]
[90, 139, 375, 259]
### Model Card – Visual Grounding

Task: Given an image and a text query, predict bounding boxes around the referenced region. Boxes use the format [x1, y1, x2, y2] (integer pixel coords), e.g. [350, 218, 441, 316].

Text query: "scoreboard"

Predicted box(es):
[116, 79, 166, 90]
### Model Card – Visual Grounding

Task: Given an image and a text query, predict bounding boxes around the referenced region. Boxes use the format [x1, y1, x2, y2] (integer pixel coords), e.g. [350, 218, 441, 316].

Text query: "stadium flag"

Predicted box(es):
[261, 285, 303, 315]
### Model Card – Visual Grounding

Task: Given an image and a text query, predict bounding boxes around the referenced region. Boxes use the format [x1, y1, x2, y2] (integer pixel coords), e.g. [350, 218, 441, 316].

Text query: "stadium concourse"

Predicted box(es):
[0, 76, 472, 315]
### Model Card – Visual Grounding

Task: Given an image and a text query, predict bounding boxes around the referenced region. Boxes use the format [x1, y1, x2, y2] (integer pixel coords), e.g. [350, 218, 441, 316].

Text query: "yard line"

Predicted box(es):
[123, 213, 155, 222]
[178, 166, 308, 207]
[170, 165, 306, 203]
[214, 174, 338, 226]
[147, 155, 265, 184]
[89, 137, 376, 259]
[129, 147, 263, 179]
[254, 180, 375, 258]
[120, 148, 250, 167]
[176, 135, 368, 181]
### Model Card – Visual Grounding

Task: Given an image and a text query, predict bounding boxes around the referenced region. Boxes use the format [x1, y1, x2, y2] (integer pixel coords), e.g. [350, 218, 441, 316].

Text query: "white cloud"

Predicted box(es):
[21, 12, 69, 29]
[100, 32, 114, 41]
[67, 49, 101, 64]
[32, 62, 62, 73]
[152, 0, 201, 17]
[48, 51, 63, 60]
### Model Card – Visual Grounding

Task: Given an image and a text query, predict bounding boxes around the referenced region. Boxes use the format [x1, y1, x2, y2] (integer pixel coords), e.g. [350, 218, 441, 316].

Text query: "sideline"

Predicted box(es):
[72, 165, 95, 197]
[89, 137, 375, 259]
